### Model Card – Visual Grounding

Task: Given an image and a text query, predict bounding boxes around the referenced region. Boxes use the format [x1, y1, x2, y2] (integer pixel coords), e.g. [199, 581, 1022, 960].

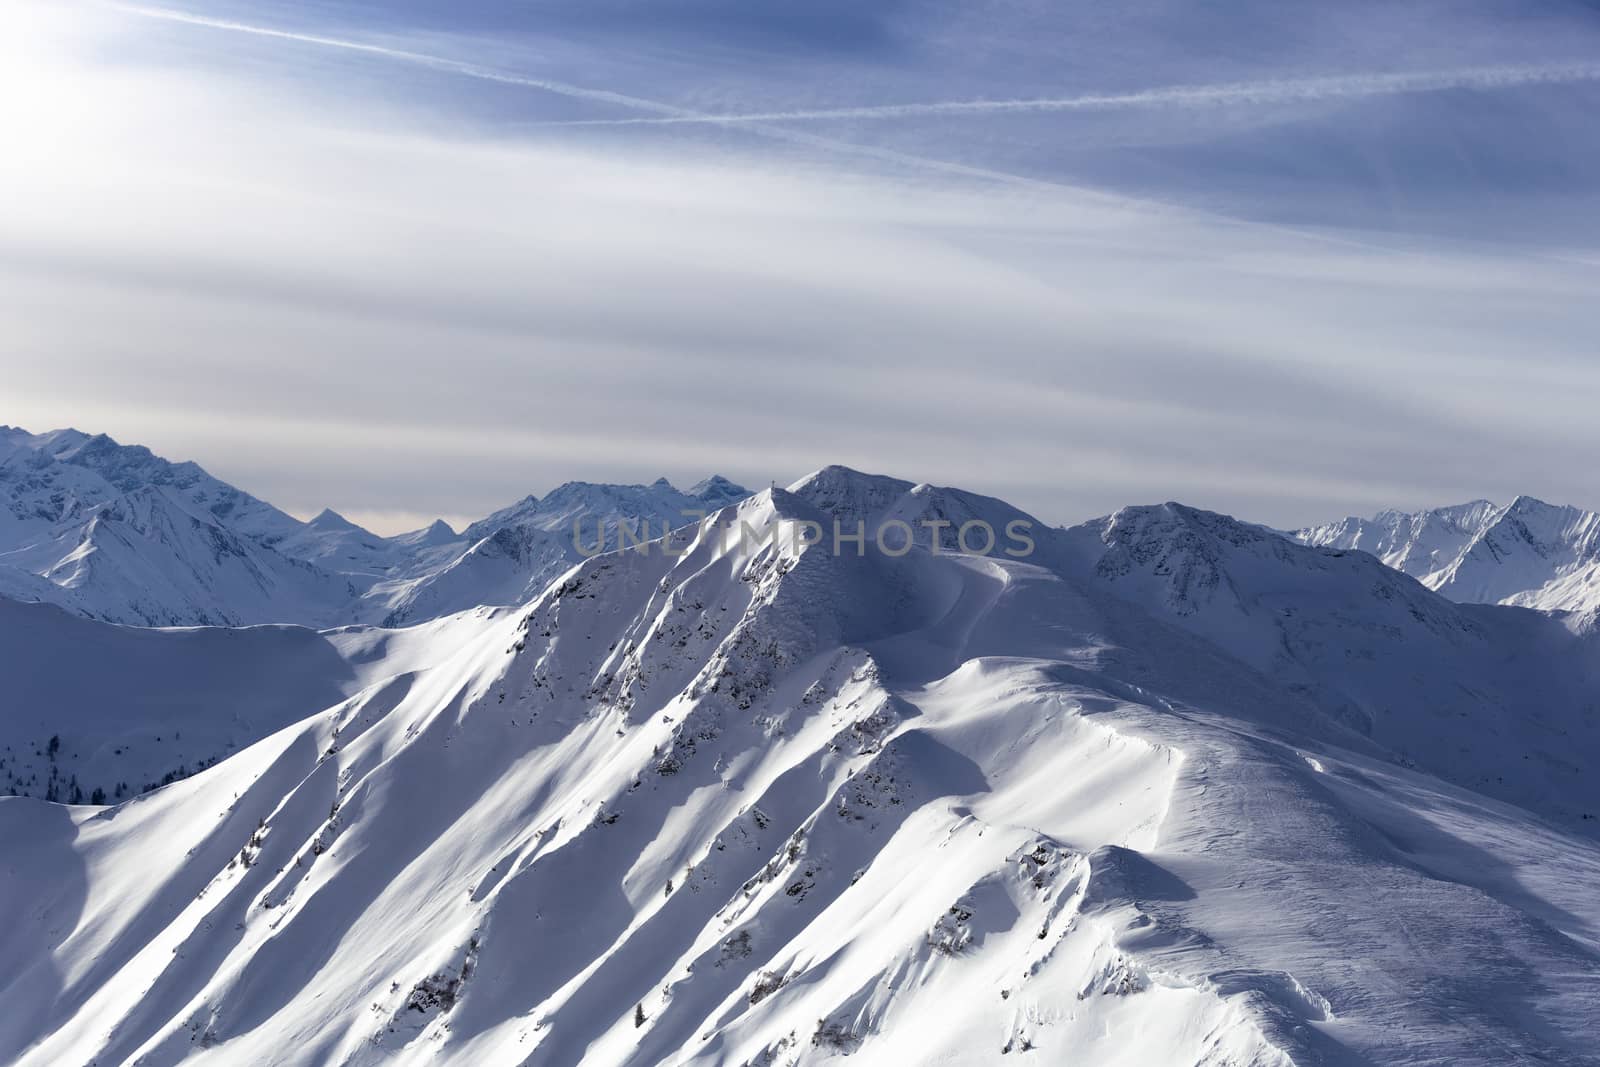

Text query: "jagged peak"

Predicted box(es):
[460, 493, 543, 541]
[0, 424, 40, 443]
[1442, 498, 1500, 514]
[688, 474, 749, 505]
[785, 466, 917, 521]
[0, 426, 91, 453]
[1481, 495, 1600, 558]
[1101, 500, 1270, 543]
[787, 464, 912, 494]
[458, 478, 752, 555]
[308, 508, 364, 532]
[1501, 494, 1572, 519]
[1307, 499, 1499, 530]
[38, 426, 92, 445]
[541, 480, 651, 502]
[387, 516, 461, 551]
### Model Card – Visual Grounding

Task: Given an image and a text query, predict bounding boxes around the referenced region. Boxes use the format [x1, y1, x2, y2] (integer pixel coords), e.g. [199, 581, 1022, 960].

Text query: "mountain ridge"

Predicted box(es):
[2, 471, 1595, 1065]
[1296, 495, 1600, 613]
[1, 426, 752, 628]
[11, 425, 1600, 627]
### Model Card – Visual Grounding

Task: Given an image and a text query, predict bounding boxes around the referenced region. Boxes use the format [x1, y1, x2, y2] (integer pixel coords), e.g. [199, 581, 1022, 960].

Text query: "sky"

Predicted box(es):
[3, 0, 1600, 534]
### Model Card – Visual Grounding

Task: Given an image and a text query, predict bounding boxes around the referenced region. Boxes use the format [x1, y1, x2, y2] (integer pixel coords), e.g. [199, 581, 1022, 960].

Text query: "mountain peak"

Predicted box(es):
[787, 466, 916, 518]
[309, 507, 363, 531]
[7, 426, 92, 454]
[1104, 500, 1271, 544]
[688, 474, 749, 506]
[381, 517, 461, 555]
[1296, 495, 1600, 613]
[1504, 494, 1563, 517]
[459, 493, 542, 543]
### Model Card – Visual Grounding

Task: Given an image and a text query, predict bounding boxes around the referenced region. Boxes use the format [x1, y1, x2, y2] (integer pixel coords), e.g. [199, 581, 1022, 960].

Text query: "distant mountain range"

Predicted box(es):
[0, 426, 750, 628]
[1293, 496, 1600, 614]
[365, 474, 749, 627]
[8, 425, 1600, 631]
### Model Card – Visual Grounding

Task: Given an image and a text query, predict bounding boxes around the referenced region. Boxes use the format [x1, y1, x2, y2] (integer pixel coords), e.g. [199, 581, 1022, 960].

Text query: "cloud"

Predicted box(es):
[111, 4, 690, 116]
[4, 1, 1600, 533]
[107, 3, 1103, 195]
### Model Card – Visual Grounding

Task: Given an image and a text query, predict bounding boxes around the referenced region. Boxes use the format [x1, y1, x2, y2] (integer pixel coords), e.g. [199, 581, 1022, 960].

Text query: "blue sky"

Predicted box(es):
[4, 0, 1600, 532]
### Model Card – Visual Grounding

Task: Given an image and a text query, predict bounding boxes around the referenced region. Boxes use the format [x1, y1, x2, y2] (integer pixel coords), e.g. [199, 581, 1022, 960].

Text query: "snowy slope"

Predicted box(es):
[1062, 501, 1600, 821]
[0, 597, 508, 804]
[0, 486, 357, 628]
[2, 469, 1596, 1066]
[1295, 496, 1600, 613]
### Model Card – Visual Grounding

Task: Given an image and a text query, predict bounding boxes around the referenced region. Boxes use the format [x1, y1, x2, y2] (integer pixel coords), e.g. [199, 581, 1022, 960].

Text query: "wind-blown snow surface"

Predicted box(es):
[3, 468, 1597, 1066]
[1296, 496, 1600, 613]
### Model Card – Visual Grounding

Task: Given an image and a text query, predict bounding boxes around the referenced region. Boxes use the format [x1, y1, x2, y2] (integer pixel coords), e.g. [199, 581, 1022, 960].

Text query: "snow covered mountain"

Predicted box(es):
[359, 475, 752, 627]
[1295, 496, 1600, 613]
[0, 483, 358, 628]
[2, 467, 1595, 1066]
[0, 428, 359, 626]
[0, 426, 304, 549]
[271, 509, 417, 579]
[0, 425, 750, 629]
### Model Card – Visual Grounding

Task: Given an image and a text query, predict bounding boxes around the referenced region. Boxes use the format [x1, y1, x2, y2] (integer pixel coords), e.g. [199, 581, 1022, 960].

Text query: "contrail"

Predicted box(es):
[112, 4, 694, 118]
[535, 63, 1600, 128]
[110, 3, 1121, 198]
[123, 3, 1600, 133]
[103, 5, 1419, 264]
[123, 0, 1588, 245]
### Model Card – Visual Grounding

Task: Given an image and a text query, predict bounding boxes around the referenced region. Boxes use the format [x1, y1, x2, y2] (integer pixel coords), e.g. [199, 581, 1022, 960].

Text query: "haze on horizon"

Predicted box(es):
[5, 0, 1600, 534]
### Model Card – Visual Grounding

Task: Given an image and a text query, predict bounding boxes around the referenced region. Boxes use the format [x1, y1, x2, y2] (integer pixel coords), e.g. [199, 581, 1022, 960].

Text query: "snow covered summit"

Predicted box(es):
[0, 425, 304, 547]
[358, 475, 752, 626]
[1296, 495, 1600, 612]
